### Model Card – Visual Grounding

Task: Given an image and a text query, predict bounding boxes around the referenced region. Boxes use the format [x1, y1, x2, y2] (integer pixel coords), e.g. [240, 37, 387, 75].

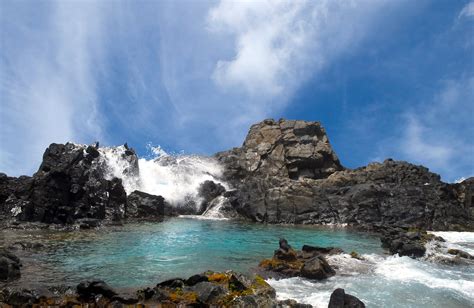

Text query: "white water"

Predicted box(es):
[201, 195, 230, 219]
[267, 232, 474, 308]
[98, 144, 229, 207]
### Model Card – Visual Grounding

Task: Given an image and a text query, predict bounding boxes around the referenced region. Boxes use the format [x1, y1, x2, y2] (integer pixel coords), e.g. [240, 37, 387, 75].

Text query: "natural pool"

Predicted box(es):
[1, 217, 473, 307]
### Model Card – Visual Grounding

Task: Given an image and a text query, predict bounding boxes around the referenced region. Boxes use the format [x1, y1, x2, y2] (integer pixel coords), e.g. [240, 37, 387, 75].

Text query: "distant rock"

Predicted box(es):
[216, 118, 474, 231]
[328, 288, 365, 308]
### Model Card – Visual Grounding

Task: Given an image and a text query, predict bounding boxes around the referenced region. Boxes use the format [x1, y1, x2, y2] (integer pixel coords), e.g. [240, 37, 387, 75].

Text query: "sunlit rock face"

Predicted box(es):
[218, 119, 343, 181]
[216, 118, 474, 231]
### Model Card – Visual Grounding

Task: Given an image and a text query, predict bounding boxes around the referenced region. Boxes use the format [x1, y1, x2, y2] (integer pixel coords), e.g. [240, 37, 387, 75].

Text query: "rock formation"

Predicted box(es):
[0, 271, 307, 307]
[0, 142, 167, 226]
[0, 118, 472, 230]
[216, 118, 473, 231]
[259, 239, 337, 280]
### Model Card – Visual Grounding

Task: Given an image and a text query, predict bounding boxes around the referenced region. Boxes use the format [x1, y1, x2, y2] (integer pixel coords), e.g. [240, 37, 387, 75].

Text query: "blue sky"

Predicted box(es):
[1, 0, 473, 182]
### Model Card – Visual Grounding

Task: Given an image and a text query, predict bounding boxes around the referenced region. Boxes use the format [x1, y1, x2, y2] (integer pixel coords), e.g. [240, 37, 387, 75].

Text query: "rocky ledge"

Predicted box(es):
[0, 271, 310, 307]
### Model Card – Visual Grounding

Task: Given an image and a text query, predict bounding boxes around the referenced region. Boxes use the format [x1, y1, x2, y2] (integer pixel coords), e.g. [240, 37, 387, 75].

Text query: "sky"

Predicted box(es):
[1, 0, 473, 182]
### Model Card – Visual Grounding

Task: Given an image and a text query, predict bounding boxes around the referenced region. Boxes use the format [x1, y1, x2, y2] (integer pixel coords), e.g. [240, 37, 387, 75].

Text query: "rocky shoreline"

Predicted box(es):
[1, 238, 371, 307]
[1, 118, 473, 307]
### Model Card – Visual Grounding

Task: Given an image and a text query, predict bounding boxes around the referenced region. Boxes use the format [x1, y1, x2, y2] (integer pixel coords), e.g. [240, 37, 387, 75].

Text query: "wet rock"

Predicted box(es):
[302, 245, 344, 255]
[259, 239, 337, 280]
[198, 180, 226, 213]
[379, 227, 440, 258]
[185, 274, 209, 286]
[192, 281, 226, 303]
[77, 280, 118, 299]
[300, 256, 336, 280]
[328, 288, 365, 308]
[126, 190, 170, 218]
[447, 249, 474, 259]
[0, 249, 21, 282]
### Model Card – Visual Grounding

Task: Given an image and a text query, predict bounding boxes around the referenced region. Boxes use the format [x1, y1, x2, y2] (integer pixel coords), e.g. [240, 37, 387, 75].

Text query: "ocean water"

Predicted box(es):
[2, 218, 473, 307]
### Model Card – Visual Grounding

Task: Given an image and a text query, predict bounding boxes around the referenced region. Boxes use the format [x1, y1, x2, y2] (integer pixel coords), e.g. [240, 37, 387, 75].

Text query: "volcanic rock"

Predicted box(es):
[126, 190, 171, 218]
[216, 118, 473, 231]
[259, 239, 337, 280]
[328, 288, 365, 308]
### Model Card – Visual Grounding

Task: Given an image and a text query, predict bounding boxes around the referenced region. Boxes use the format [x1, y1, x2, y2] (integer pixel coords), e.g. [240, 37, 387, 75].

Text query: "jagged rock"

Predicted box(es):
[0, 249, 21, 282]
[126, 190, 171, 218]
[259, 239, 337, 280]
[198, 180, 226, 213]
[0, 143, 132, 225]
[328, 288, 365, 308]
[379, 227, 444, 258]
[216, 119, 474, 230]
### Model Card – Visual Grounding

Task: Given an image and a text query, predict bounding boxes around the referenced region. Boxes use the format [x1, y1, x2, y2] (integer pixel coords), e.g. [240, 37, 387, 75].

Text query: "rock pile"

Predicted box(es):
[258, 239, 338, 280]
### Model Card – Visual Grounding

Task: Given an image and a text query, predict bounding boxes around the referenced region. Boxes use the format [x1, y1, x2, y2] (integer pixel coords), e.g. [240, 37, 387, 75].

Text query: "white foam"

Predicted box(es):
[429, 231, 474, 244]
[375, 255, 474, 300]
[98, 145, 230, 207]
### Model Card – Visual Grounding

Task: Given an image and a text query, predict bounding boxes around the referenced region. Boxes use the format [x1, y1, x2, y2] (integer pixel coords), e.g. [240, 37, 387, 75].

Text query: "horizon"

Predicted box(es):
[1, 0, 473, 182]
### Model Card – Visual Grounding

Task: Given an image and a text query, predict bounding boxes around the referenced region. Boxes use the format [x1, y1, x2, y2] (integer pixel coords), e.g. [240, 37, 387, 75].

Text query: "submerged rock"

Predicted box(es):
[259, 239, 337, 280]
[328, 288, 365, 308]
[0, 249, 21, 282]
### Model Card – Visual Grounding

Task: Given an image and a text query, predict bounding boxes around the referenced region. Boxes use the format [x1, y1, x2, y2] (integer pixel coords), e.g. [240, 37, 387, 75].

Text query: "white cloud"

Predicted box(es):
[396, 77, 474, 181]
[0, 1, 106, 175]
[207, 0, 395, 100]
[459, 1, 474, 18]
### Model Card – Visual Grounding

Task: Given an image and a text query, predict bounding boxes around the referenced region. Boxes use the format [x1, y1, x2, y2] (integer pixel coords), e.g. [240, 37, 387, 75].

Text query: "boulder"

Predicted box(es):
[379, 227, 445, 258]
[328, 288, 365, 308]
[259, 239, 337, 280]
[0, 249, 21, 282]
[77, 280, 118, 299]
[126, 190, 170, 218]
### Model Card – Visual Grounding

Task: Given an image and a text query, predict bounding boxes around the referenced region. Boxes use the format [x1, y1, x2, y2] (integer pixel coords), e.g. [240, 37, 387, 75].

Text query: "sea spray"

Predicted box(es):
[98, 144, 230, 207]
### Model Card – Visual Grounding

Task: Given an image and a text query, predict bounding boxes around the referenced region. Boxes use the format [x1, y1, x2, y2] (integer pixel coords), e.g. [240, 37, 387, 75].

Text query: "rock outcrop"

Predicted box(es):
[0, 271, 307, 307]
[216, 119, 474, 231]
[0, 143, 138, 225]
[380, 227, 445, 258]
[126, 190, 173, 218]
[259, 239, 337, 280]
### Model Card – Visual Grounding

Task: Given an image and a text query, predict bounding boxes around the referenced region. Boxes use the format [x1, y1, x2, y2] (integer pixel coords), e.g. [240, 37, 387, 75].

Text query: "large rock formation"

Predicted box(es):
[216, 119, 473, 230]
[0, 143, 141, 225]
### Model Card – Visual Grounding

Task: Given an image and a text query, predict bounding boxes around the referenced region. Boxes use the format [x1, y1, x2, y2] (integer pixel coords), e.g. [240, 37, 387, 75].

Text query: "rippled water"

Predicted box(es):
[1, 218, 473, 307]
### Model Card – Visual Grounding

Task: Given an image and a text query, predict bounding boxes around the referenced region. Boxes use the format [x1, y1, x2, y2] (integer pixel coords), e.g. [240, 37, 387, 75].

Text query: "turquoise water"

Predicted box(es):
[2, 217, 474, 308]
[4, 217, 380, 287]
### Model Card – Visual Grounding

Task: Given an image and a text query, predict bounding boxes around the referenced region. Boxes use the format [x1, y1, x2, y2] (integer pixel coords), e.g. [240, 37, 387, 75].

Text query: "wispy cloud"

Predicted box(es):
[207, 0, 395, 102]
[378, 77, 474, 182]
[1, 1, 106, 175]
[459, 0, 474, 18]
